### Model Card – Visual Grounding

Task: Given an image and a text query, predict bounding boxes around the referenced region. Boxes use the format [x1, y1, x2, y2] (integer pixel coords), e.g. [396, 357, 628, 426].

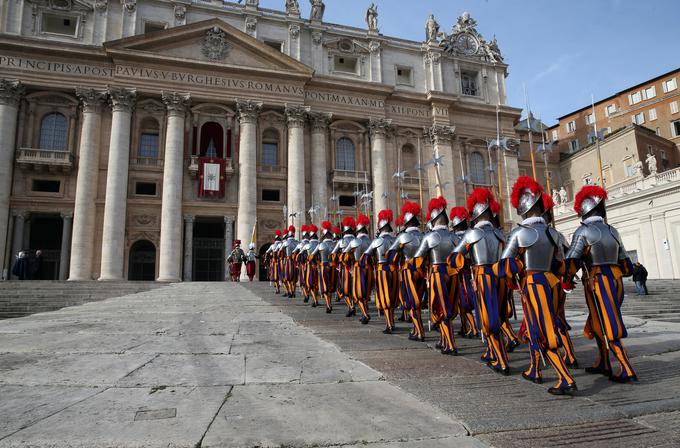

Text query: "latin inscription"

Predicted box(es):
[0, 55, 114, 78]
[305, 90, 384, 110]
[389, 104, 431, 119]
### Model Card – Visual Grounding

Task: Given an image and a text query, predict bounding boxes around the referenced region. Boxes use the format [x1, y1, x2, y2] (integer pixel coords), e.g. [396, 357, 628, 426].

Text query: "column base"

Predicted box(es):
[156, 276, 181, 283]
[98, 276, 124, 282]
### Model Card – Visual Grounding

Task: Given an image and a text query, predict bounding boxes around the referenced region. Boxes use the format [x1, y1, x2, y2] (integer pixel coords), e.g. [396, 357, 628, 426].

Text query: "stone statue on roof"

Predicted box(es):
[425, 14, 440, 43]
[286, 0, 300, 16]
[646, 153, 658, 176]
[310, 0, 325, 21]
[366, 3, 379, 32]
[483, 36, 504, 63]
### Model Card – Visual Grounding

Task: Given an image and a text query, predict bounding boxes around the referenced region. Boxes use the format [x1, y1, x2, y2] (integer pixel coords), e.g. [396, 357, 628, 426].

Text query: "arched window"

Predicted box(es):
[401, 143, 416, 171]
[336, 137, 356, 171]
[39, 112, 68, 151]
[469, 152, 486, 185]
[200, 122, 224, 158]
[261, 128, 279, 166]
[139, 117, 160, 159]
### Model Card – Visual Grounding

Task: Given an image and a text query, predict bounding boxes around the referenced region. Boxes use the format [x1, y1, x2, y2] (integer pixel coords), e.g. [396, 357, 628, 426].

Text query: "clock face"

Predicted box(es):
[455, 33, 478, 56]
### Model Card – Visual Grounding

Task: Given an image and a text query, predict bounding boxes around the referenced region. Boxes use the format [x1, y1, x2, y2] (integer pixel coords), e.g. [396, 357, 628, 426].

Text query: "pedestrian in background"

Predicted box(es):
[12, 251, 31, 280]
[633, 262, 648, 295]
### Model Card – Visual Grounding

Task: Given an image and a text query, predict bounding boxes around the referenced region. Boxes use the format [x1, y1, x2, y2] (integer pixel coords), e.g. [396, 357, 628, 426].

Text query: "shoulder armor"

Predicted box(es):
[399, 232, 415, 245]
[465, 228, 484, 245]
[349, 238, 361, 249]
[608, 225, 623, 246]
[493, 228, 506, 243]
[516, 225, 540, 248]
[369, 237, 384, 250]
[427, 231, 442, 248]
[583, 223, 603, 245]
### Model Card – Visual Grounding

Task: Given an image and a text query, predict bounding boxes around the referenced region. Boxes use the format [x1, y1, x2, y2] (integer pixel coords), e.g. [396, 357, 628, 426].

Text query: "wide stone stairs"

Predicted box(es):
[0, 281, 166, 319]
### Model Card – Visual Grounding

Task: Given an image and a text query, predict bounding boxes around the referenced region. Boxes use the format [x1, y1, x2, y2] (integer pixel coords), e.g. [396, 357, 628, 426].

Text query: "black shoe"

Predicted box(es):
[311, 302, 317, 308]
[435, 341, 443, 350]
[351, 308, 356, 317]
[360, 317, 369, 325]
[609, 374, 638, 384]
[496, 367, 511, 376]
[408, 334, 420, 342]
[382, 327, 392, 335]
[441, 348, 458, 356]
[506, 340, 520, 353]
[326, 307, 332, 314]
[303, 296, 309, 303]
[522, 372, 542, 384]
[548, 384, 577, 396]
[345, 310, 353, 318]
[585, 366, 612, 376]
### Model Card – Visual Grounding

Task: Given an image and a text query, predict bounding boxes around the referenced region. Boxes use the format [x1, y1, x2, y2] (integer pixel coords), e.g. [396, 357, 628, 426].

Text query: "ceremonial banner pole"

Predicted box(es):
[592, 94, 605, 187]
[495, 104, 506, 226]
[524, 84, 538, 179]
[417, 134, 424, 224]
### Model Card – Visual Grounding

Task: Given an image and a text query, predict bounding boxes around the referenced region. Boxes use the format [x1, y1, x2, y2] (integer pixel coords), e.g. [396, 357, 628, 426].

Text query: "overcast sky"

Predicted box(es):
[255, 0, 680, 125]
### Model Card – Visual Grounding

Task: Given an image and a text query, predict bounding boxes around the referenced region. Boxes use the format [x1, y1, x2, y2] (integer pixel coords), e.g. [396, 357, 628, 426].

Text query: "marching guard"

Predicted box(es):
[311, 221, 337, 313]
[227, 240, 246, 282]
[414, 197, 458, 355]
[366, 210, 398, 333]
[388, 202, 426, 342]
[332, 217, 357, 317]
[303, 224, 320, 307]
[499, 176, 576, 394]
[344, 214, 374, 324]
[265, 230, 283, 293]
[280, 226, 299, 298]
[294, 226, 311, 302]
[565, 185, 637, 383]
[449, 207, 479, 339]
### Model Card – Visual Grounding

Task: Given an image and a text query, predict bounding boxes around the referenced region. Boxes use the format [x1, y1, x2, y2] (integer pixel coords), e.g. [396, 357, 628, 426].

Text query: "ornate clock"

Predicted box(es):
[454, 33, 479, 56]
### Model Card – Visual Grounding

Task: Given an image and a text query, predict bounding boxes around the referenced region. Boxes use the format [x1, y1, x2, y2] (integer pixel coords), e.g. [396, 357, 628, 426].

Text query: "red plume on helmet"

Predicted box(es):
[511, 176, 543, 209]
[308, 224, 318, 234]
[449, 206, 469, 221]
[321, 220, 332, 231]
[395, 216, 404, 227]
[401, 201, 421, 219]
[574, 185, 608, 215]
[357, 214, 370, 228]
[542, 192, 555, 211]
[332, 226, 341, 235]
[466, 188, 494, 213]
[342, 216, 356, 229]
[378, 209, 394, 223]
[427, 196, 447, 219]
[301, 224, 309, 233]
[490, 200, 501, 216]
[288, 225, 296, 233]
[274, 230, 282, 237]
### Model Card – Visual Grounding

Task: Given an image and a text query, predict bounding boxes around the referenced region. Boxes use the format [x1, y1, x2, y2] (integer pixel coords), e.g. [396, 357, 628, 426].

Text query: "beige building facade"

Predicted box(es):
[0, 1, 522, 281]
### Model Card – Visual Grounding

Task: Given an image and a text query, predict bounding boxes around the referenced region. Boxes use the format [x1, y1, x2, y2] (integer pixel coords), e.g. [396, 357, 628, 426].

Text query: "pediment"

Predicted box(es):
[104, 19, 313, 79]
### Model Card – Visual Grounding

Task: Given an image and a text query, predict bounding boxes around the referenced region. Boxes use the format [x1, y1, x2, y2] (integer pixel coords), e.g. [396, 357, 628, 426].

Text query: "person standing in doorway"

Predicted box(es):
[633, 262, 648, 295]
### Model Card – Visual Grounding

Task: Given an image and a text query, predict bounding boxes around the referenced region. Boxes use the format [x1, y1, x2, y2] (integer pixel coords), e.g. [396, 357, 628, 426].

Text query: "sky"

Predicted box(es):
[256, 0, 680, 125]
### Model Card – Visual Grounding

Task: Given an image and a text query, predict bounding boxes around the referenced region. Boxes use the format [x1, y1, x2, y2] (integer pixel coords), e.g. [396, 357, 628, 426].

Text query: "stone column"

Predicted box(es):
[224, 215, 234, 281]
[69, 88, 107, 281]
[157, 92, 190, 282]
[0, 80, 23, 278]
[59, 212, 73, 281]
[369, 118, 392, 219]
[183, 214, 194, 282]
[427, 124, 457, 206]
[235, 100, 261, 279]
[309, 112, 332, 222]
[285, 105, 308, 232]
[10, 210, 27, 279]
[99, 87, 136, 281]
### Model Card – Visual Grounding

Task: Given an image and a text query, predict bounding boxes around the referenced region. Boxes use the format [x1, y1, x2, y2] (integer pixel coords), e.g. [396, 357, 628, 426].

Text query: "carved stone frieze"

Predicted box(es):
[368, 117, 393, 138]
[202, 26, 229, 61]
[426, 124, 456, 145]
[308, 111, 332, 132]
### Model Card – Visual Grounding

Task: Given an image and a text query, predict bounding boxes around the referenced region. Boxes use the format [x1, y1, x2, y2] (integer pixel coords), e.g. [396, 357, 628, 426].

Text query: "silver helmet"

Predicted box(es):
[575, 185, 608, 218]
[578, 195, 605, 217]
[516, 189, 542, 216]
[470, 202, 490, 222]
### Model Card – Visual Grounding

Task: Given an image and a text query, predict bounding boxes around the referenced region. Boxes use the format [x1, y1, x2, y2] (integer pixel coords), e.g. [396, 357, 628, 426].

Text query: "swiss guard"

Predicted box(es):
[227, 240, 246, 282]
[565, 185, 637, 383]
[366, 209, 398, 333]
[415, 197, 459, 355]
[280, 226, 299, 298]
[303, 224, 320, 307]
[345, 214, 374, 324]
[245, 243, 258, 282]
[294, 225, 311, 302]
[452, 188, 509, 374]
[449, 206, 479, 339]
[332, 217, 357, 317]
[500, 176, 576, 395]
[311, 221, 337, 313]
[388, 201, 426, 342]
[266, 230, 283, 293]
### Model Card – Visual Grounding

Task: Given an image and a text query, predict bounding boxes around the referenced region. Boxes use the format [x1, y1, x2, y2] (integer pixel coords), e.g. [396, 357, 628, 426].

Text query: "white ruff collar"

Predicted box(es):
[474, 220, 493, 229]
[405, 227, 419, 233]
[583, 216, 605, 224]
[522, 216, 546, 226]
[433, 224, 448, 230]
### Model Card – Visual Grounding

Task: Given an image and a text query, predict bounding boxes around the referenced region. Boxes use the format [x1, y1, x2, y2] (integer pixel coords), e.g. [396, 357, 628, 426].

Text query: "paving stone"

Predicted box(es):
[116, 354, 245, 387]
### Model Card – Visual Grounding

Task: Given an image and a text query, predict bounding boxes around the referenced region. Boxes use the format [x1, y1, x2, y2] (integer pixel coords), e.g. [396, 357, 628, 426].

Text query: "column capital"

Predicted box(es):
[309, 111, 333, 132]
[108, 86, 137, 113]
[0, 79, 25, 107]
[161, 91, 191, 116]
[224, 215, 235, 224]
[12, 209, 28, 219]
[285, 104, 310, 128]
[426, 124, 456, 145]
[60, 211, 74, 220]
[236, 99, 262, 124]
[183, 214, 195, 223]
[75, 87, 108, 113]
[368, 117, 393, 138]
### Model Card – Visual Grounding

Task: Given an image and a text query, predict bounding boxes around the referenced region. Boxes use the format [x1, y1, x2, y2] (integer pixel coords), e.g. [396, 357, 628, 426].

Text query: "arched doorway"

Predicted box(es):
[128, 240, 156, 281]
[258, 243, 271, 281]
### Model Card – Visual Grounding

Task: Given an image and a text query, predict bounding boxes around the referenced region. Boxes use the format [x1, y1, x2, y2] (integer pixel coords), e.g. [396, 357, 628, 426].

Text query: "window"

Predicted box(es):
[144, 21, 167, 33]
[135, 182, 157, 196]
[671, 101, 679, 114]
[41, 13, 78, 36]
[632, 112, 645, 125]
[335, 138, 356, 171]
[605, 104, 617, 117]
[261, 189, 280, 202]
[461, 72, 478, 96]
[261, 129, 279, 166]
[401, 144, 417, 172]
[656, 127, 661, 136]
[32, 179, 60, 193]
[551, 129, 559, 141]
[672, 120, 680, 138]
[569, 139, 579, 152]
[663, 78, 677, 93]
[469, 152, 485, 184]
[643, 86, 656, 100]
[334, 55, 358, 74]
[138, 117, 160, 159]
[39, 112, 68, 151]
[567, 120, 576, 133]
[339, 195, 356, 207]
[629, 91, 642, 105]
[649, 108, 657, 121]
[396, 66, 413, 85]
[263, 40, 283, 52]
[585, 113, 595, 125]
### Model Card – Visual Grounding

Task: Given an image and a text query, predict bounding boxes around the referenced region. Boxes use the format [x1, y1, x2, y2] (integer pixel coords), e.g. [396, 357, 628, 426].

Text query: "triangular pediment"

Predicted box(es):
[104, 19, 313, 79]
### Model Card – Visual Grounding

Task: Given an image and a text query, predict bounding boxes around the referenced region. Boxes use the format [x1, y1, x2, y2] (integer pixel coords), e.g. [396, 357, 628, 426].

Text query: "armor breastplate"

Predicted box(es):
[586, 222, 621, 265]
[336, 235, 353, 253]
[306, 240, 319, 258]
[518, 224, 557, 272]
[401, 230, 424, 261]
[351, 236, 371, 260]
[370, 234, 396, 264]
[247, 251, 257, 262]
[469, 227, 504, 266]
[284, 239, 298, 257]
[418, 229, 455, 265]
[317, 240, 333, 263]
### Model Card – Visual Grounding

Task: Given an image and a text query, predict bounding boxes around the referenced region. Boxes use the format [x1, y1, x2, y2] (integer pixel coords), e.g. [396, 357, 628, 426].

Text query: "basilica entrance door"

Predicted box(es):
[128, 240, 156, 281]
[193, 220, 225, 281]
[28, 215, 63, 280]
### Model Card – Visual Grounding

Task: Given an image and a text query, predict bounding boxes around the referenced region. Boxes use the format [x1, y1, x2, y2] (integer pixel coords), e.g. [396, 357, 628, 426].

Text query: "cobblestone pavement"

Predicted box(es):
[0, 280, 678, 447]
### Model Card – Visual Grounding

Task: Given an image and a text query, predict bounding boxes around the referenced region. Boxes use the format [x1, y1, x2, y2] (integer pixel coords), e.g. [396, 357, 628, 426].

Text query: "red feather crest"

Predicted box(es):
[308, 224, 318, 233]
[274, 230, 282, 237]
[427, 196, 447, 218]
[332, 227, 341, 235]
[574, 185, 608, 215]
[321, 220, 332, 231]
[449, 206, 469, 221]
[395, 216, 404, 226]
[542, 192, 554, 211]
[301, 225, 309, 233]
[466, 188, 495, 213]
[342, 216, 356, 229]
[357, 214, 370, 227]
[288, 225, 296, 233]
[401, 201, 421, 218]
[378, 209, 394, 223]
[511, 176, 544, 209]
[490, 200, 501, 215]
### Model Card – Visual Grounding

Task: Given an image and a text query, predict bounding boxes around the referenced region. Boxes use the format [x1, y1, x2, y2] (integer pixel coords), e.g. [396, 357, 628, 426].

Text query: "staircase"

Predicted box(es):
[0, 281, 167, 319]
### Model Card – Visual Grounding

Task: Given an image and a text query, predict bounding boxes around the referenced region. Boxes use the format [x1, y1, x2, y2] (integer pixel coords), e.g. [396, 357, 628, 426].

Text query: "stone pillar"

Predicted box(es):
[369, 118, 392, 219]
[427, 124, 456, 206]
[59, 212, 73, 281]
[183, 214, 194, 282]
[0, 80, 23, 279]
[69, 88, 107, 281]
[224, 215, 234, 281]
[235, 100, 261, 278]
[309, 112, 332, 222]
[285, 105, 308, 232]
[99, 87, 136, 281]
[10, 210, 27, 279]
[157, 91, 190, 282]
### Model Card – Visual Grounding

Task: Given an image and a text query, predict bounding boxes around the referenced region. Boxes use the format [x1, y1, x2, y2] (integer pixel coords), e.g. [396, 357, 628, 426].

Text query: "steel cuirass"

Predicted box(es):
[388, 229, 424, 262]
[313, 239, 334, 263]
[366, 234, 396, 264]
[305, 239, 319, 258]
[347, 235, 371, 260]
[332, 235, 354, 254]
[566, 221, 625, 265]
[502, 223, 561, 272]
[414, 228, 456, 265]
[283, 238, 299, 257]
[455, 224, 505, 266]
